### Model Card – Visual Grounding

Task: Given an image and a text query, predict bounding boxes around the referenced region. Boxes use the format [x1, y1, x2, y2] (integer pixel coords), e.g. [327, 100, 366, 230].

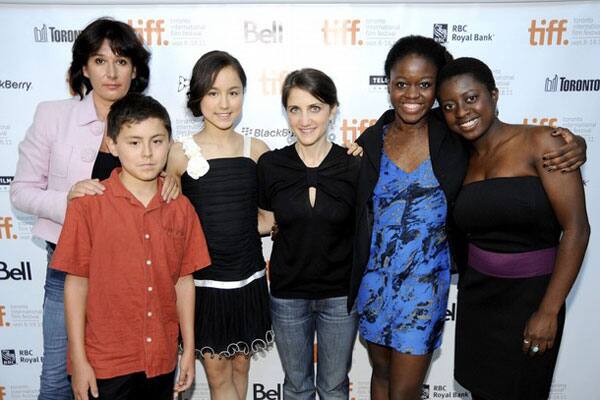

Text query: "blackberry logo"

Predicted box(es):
[433, 24, 448, 43]
[1, 350, 16, 366]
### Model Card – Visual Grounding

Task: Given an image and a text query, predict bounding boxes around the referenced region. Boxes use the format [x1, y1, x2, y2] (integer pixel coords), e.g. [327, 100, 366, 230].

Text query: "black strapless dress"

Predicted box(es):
[182, 156, 272, 358]
[453, 176, 564, 400]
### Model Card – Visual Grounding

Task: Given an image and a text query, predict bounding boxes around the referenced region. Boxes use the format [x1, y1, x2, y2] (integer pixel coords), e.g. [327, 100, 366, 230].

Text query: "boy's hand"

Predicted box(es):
[173, 350, 195, 396]
[71, 360, 98, 400]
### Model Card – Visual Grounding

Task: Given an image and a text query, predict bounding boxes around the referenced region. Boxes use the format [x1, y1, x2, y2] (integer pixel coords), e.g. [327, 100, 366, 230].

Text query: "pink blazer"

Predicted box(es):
[10, 93, 105, 244]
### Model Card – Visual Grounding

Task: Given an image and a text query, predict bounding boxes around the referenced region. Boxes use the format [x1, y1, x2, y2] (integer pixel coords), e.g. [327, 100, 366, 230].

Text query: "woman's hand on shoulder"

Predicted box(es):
[540, 127, 586, 173]
[345, 141, 364, 157]
[67, 179, 105, 201]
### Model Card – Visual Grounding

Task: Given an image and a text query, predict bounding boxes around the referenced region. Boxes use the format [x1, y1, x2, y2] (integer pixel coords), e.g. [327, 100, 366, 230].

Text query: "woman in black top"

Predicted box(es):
[257, 69, 360, 399]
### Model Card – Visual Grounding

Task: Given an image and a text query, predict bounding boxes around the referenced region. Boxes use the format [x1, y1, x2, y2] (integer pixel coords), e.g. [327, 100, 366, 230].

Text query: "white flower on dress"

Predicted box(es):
[180, 136, 209, 179]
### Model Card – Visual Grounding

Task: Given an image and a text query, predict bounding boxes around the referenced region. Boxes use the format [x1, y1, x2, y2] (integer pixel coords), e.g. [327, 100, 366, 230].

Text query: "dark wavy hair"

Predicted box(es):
[384, 35, 453, 79]
[186, 50, 247, 117]
[68, 18, 151, 99]
[281, 68, 339, 109]
[107, 93, 171, 141]
[437, 57, 498, 94]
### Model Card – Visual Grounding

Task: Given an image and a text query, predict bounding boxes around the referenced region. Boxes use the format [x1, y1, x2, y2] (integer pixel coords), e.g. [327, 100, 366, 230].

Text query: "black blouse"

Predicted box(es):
[258, 144, 360, 299]
[92, 151, 121, 181]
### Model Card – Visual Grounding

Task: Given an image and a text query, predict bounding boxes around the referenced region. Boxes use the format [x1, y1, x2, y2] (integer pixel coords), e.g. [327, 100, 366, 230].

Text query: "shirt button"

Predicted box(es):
[147, 311, 152, 317]
[146, 259, 152, 266]
[144, 234, 150, 240]
[147, 286, 153, 292]
[146, 337, 152, 343]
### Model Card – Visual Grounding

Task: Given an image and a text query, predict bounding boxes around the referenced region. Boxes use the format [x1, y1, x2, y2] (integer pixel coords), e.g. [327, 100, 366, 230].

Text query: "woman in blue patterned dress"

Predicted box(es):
[348, 35, 587, 400]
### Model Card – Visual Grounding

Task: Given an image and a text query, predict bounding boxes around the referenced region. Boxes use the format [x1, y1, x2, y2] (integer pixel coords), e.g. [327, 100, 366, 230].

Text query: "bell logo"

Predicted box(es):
[127, 19, 168, 46]
[322, 20, 363, 46]
[0, 306, 9, 327]
[529, 19, 568, 46]
[244, 21, 283, 44]
[523, 117, 558, 127]
[0, 217, 16, 240]
[340, 118, 376, 146]
[259, 70, 288, 96]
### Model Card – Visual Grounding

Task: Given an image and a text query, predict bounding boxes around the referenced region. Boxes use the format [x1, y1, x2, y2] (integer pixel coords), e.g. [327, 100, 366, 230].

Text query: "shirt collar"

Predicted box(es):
[76, 91, 101, 127]
[106, 168, 165, 210]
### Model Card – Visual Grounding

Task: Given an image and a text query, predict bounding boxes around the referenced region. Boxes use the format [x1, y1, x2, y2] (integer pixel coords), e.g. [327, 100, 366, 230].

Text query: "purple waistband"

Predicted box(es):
[468, 244, 556, 278]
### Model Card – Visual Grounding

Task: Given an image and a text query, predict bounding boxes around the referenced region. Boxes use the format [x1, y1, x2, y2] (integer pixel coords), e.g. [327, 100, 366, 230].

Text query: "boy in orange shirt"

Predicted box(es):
[52, 94, 210, 400]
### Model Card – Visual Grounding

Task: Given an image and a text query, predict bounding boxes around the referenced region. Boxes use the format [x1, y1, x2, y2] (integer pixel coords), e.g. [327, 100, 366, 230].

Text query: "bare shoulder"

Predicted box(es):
[524, 124, 562, 153]
[251, 138, 270, 162]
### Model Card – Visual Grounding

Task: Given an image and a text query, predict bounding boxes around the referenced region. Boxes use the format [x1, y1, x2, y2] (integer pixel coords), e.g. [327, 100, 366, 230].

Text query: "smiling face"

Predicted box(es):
[199, 66, 244, 131]
[388, 53, 438, 126]
[83, 39, 136, 105]
[107, 117, 170, 184]
[438, 73, 499, 142]
[285, 88, 336, 148]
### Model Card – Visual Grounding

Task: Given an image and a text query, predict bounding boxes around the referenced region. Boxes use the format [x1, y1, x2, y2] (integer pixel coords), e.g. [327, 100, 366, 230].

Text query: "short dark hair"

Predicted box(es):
[437, 57, 498, 94]
[107, 93, 171, 141]
[69, 18, 151, 99]
[384, 35, 453, 79]
[187, 50, 247, 117]
[281, 68, 339, 109]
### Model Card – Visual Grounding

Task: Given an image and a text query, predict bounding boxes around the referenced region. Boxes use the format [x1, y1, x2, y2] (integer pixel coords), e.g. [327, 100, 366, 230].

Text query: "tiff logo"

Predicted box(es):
[340, 118, 376, 146]
[322, 20, 363, 46]
[34, 24, 48, 42]
[259, 70, 288, 96]
[529, 19, 568, 46]
[0, 306, 8, 327]
[523, 117, 558, 126]
[128, 19, 168, 46]
[0, 217, 16, 240]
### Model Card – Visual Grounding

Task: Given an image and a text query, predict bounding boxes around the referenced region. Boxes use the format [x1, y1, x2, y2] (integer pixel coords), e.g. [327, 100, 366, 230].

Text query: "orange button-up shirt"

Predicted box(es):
[51, 169, 210, 379]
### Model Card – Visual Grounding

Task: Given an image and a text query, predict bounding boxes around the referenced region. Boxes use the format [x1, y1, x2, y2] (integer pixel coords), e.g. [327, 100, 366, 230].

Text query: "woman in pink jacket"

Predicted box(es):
[10, 18, 176, 399]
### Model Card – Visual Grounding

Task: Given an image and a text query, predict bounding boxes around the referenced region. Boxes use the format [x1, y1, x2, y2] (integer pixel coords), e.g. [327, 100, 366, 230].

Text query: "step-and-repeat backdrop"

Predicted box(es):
[0, 2, 598, 399]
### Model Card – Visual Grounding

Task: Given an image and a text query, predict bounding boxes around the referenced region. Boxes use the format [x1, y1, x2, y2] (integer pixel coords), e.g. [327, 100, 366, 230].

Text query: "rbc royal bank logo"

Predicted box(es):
[1, 350, 16, 366]
[529, 19, 568, 46]
[433, 24, 448, 43]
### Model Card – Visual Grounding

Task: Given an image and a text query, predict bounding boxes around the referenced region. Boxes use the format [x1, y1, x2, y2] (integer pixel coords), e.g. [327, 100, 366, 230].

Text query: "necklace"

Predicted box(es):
[295, 142, 332, 168]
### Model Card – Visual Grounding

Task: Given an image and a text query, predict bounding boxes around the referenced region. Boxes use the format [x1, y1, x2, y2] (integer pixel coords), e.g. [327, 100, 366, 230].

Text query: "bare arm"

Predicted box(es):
[258, 208, 276, 236]
[173, 274, 195, 394]
[522, 128, 590, 356]
[65, 274, 98, 400]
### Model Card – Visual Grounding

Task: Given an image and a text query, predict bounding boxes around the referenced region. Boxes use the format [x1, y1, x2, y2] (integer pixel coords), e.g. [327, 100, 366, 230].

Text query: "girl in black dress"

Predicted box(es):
[437, 57, 590, 400]
[167, 51, 272, 400]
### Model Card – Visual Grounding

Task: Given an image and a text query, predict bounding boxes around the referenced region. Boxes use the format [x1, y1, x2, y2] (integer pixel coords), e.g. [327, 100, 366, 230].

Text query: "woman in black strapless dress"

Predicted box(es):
[437, 57, 590, 400]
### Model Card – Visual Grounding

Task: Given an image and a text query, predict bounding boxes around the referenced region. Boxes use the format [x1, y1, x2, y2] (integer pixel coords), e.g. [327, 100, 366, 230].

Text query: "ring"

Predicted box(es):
[531, 345, 540, 353]
[523, 339, 530, 344]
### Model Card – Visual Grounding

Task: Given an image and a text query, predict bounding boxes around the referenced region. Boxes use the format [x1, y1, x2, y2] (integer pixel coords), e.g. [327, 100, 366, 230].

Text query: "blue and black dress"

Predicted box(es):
[356, 129, 451, 355]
